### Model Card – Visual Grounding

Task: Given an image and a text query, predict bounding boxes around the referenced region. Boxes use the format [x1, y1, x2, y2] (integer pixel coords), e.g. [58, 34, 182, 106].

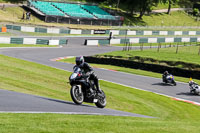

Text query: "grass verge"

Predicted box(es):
[111, 42, 198, 47]
[121, 11, 200, 26]
[97, 45, 200, 70]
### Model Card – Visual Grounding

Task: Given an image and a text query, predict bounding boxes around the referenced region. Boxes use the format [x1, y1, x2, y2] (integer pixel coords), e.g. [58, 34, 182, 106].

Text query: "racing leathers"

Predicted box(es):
[74, 62, 101, 93]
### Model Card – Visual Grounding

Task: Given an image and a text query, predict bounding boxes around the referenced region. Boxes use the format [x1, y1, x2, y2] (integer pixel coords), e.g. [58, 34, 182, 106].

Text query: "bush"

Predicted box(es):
[193, 8, 200, 16]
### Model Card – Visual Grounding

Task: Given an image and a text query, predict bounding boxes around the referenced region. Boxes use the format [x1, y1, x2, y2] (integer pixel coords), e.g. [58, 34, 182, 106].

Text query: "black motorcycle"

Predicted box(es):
[69, 66, 106, 108]
[162, 74, 176, 86]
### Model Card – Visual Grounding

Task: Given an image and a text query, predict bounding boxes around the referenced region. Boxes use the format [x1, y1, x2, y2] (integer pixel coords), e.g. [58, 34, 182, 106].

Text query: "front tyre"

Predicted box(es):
[95, 90, 106, 108]
[173, 81, 177, 86]
[70, 85, 84, 105]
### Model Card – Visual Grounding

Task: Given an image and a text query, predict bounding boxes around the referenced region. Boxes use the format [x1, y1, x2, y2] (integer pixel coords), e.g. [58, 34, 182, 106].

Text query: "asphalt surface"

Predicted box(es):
[0, 45, 155, 117]
[0, 89, 154, 117]
[0, 37, 199, 117]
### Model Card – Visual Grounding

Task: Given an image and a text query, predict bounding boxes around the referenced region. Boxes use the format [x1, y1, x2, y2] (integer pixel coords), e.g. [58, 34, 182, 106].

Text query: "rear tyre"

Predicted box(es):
[95, 90, 106, 108]
[173, 81, 177, 86]
[70, 85, 84, 105]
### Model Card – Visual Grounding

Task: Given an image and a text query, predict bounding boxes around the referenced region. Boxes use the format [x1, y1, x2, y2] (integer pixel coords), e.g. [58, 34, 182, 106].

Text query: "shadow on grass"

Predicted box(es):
[117, 12, 147, 26]
[117, 11, 169, 26]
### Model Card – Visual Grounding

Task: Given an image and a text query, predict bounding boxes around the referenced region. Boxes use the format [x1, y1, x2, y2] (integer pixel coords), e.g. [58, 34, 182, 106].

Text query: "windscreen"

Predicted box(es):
[73, 66, 81, 73]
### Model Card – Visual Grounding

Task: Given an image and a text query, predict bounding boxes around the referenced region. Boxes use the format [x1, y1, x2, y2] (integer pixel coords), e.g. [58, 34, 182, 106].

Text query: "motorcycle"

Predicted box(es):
[69, 66, 106, 108]
[162, 74, 176, 86]
[189, 80, 200, 95]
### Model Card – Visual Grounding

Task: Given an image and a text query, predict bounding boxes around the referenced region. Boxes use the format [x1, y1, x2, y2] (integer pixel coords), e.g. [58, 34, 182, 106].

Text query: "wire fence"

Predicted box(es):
[122, 42, 200, 55]
[112, 25, 200, 30]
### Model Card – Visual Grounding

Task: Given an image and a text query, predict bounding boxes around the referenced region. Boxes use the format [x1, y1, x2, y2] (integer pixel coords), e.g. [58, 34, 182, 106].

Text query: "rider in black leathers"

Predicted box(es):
[162, 71, 169, 82]
[74, 56, 102, 93]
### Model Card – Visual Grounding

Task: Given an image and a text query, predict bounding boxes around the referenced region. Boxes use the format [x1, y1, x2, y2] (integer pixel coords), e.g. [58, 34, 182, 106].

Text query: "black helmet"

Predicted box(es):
[76, 56, 84, 66]
[164, 71, 169, 75]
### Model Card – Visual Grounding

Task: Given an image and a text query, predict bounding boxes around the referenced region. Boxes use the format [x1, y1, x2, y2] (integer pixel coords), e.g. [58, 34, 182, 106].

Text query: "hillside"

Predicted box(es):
[0, 2, 199, 28]
[122, 11, 200, 26]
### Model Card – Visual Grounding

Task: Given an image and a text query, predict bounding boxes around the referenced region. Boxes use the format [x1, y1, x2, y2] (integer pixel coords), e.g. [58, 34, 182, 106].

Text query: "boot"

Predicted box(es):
[96, 84, 102, 94]
[87, 88, 94, 97]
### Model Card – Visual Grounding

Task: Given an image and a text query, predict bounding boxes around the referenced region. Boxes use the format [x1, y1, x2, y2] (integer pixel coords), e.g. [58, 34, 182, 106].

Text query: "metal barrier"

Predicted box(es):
[44, 15, 123, 26]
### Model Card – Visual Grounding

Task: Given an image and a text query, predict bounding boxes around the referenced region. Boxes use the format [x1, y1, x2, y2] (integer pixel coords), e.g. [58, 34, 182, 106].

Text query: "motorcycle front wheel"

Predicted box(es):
[70, 85, 84, 105]
[95, 90, 106, 108]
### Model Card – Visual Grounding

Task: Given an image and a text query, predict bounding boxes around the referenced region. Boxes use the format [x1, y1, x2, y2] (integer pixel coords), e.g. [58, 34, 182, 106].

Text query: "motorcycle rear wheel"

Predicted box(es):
[70, 85, 84, 105]
[95, 90, 106, 108]
[173, 81, 177, 86]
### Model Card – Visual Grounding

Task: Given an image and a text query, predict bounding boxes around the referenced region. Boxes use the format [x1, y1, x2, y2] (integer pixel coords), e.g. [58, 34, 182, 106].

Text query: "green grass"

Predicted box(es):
[98, 45, 200, 65]
[0, 112, 200, 133]
[0, 32, 14, 36]
[143, 11, 200, 26]
[0, 54, 70, 100]
[1, 54, 200, 132]
[123, 11, 200, 26]
[1, 113, 200, 133]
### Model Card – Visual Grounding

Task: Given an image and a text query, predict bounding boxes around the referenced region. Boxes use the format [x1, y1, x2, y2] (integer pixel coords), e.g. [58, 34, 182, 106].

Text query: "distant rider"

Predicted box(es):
[162, 71, 169, 82]
[74, 56, 102, 93]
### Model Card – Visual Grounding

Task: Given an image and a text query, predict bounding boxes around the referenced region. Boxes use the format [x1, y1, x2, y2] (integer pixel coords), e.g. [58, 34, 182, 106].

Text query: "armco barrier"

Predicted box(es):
[11, 38, 23, 44]
[0, 37, 68, 45]
[35, 28, 47, 33]
[13, 25, 21, 31]
[99, 39, 110, 46]
[85, 37, 200, 45]
[84, 56, 200, 79]
[0, 37, 10, 44]
[36, 39, 49, 45]
[59, 39, 68, 45]
[6, 24, 200, 36]
[85, 40, 99, 46]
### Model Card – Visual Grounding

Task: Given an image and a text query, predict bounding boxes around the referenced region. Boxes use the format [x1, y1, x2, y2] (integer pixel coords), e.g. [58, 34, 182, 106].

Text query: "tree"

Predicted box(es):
[178, 0, 199, 8]
[115, 0, 159, 18]
[136, 0, 160, 18]
[161, 0, 178, 14]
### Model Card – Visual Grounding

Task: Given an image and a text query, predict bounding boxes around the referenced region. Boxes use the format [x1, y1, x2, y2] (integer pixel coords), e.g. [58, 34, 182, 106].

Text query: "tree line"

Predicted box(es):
[2, 0, 200, 18]
[86, 0, 200, 18]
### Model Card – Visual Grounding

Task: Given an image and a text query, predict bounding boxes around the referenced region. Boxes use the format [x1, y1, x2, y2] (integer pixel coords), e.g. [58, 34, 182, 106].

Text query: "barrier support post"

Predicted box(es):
[176, 43, 179, 54]
[198, 45, 200, 55]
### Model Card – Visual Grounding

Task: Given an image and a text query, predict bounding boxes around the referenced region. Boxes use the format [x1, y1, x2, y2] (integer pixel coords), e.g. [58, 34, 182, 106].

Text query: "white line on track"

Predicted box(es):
[0, 111, 138, 117]
[0, 111, 102, 115]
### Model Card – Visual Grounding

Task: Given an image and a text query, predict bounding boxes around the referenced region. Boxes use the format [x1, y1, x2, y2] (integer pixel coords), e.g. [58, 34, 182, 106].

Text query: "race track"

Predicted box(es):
[0, 38, 199, 117]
